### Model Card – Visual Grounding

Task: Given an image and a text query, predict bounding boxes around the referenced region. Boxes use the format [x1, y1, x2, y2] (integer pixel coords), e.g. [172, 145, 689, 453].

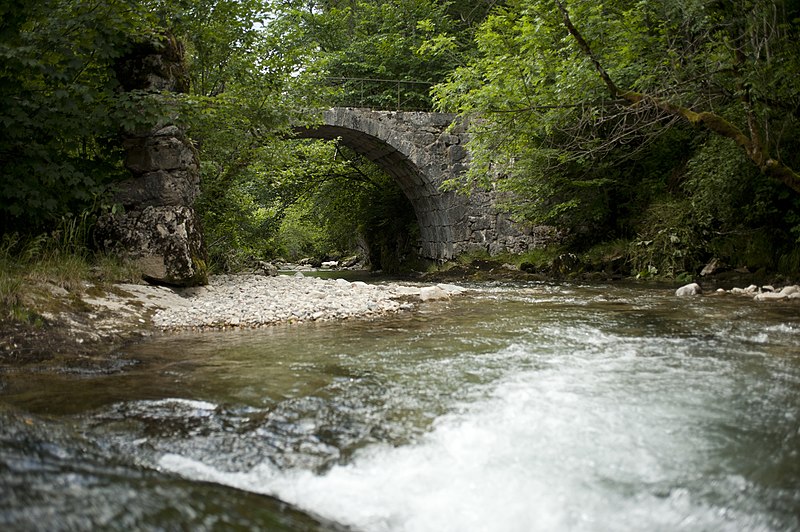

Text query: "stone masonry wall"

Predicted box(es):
[96, 36, 207, 286]
[299, 108, 559, 260]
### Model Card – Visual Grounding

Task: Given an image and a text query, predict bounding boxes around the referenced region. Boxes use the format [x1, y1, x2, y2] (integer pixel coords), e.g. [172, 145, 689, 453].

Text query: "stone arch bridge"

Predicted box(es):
[101, 105, 552, 286]
[294, 107, 544, 260]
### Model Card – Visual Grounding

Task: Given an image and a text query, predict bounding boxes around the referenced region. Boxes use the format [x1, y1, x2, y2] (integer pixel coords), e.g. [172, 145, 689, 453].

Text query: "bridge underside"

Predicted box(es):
[293, 124, 455, 259]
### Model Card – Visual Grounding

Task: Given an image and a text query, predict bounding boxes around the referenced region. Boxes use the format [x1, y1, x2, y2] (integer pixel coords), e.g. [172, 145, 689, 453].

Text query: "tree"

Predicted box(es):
[432, 0, 800, 273]
[180, 0, 457, 269]
[0, 0, 163, 232]
[274, 143, 419, 270]
[164, 0, 332, 268]
[273, 0, 473, 109]
[434, 0, 800, 218]
[551, 0, 800, 193]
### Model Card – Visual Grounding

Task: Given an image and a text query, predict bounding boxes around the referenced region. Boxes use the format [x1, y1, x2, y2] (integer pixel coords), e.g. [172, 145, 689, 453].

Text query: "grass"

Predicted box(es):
[0, 231, 142, 325]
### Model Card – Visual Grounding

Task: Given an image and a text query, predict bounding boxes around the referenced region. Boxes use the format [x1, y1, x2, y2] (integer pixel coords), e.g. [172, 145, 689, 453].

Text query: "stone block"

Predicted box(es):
[124, 135, 196, 174]
[447, 204, 469, 222]
[468, 215, 492, 231]
[488, 242, 506, 256]
[447, 144, 468, 163]
[471, 230, 487, 243]
[96, 206, 207, 286]
[419, 241, 435, 257]
[451, 163, 469, 176]
[114, 169, 199, 207]
[153, 125, 183, 138]
[415, 133, 436, 146]
[451, 222, 472, 241]
[457, 242, 488, 255]
[438, 134, 460, 145]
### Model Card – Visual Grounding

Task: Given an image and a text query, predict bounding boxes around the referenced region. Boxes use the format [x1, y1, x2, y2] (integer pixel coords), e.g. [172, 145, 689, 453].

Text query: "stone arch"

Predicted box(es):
[293, 108, 473, 260]
[105, 97, 556, 286]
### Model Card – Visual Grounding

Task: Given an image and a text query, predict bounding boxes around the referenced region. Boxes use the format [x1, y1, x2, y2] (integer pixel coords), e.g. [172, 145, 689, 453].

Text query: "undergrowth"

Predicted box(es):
[0, 216, 141, 325]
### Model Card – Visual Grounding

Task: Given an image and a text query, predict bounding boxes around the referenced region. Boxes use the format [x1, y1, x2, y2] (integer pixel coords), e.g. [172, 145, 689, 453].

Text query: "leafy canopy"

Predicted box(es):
[434, 0, 800, 221]
[0, 0, 165, 230]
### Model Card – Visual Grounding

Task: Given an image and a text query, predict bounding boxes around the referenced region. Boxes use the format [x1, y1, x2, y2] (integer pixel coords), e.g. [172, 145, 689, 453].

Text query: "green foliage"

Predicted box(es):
[186, 1, 469, 271]
[197, 130, 420, 272]
[429, 0, 800, 276]
[679, 134, 800, 272]
[166, 0, 343, 271]
[275, 204, 338, 261]
[581, 239, 629, 268]
[3, 0, 796, 281]
[274, 0, 476, 109]
[628, 199, 704, 278]
[269, 143, 419, 272]
[0, 0, 165, 232]
[435, 0, 800, 176]
[684, 136, 779, 230]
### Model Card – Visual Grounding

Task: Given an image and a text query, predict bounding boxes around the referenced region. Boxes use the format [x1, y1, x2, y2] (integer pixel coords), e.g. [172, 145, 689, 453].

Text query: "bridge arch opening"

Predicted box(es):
[281, 137, 422, 271]
[293, 109, 465, 261]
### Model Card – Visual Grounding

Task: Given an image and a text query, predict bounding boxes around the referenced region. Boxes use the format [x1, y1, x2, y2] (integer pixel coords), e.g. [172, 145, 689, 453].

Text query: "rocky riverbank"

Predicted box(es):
[675, 281, 800, 300]
[0, 273, 466, 371]
[4, 269, 797, 374]
[152, 273, 466, 330]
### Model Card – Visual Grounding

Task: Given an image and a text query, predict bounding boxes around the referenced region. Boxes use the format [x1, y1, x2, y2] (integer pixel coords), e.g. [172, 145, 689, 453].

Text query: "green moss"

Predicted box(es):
[517, 246, 565, 266]
[188, 256, 209, 286]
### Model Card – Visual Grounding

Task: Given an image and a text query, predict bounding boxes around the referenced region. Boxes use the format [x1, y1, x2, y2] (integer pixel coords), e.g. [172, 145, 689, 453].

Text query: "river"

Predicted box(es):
[1, 282, 799, 531]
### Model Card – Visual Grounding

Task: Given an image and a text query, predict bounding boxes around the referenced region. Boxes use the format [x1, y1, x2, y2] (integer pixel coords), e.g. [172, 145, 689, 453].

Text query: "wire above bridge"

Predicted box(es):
[323, 77, 436, 111]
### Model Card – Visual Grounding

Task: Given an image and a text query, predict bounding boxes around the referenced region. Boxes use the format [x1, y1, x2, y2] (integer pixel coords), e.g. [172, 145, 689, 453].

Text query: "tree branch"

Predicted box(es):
[552, 0, 800, 194]
[553, 0, 621, 98]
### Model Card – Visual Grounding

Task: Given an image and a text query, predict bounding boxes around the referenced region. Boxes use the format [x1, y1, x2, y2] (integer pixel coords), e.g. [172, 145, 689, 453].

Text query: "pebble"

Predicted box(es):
[152, 274, 467, 330]
[677, 283, 800, 302]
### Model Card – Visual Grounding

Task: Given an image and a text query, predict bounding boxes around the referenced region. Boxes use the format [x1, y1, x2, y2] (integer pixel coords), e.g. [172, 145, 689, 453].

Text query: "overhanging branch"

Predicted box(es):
[552, 0, 800, 194]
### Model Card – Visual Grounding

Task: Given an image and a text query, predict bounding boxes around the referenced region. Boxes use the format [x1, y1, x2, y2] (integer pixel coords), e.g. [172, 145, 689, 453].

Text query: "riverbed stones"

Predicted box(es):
[675, 283, 702, 296]
[679, 283, 800, 302]
[754, 285, 800, 301]
[436, 283, 467, 295]
[152, 275, 467, 330]
[781, 285, 800, 296]
[420, 286, 450, 301]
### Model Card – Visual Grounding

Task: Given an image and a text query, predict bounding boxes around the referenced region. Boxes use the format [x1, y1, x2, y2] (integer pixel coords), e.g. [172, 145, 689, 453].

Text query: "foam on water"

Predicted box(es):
[159, 335, 783, 532]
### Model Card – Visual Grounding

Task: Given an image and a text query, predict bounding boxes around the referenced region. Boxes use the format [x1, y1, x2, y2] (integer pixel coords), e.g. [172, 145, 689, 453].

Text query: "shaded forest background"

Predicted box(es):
[2, 0, 800, 279]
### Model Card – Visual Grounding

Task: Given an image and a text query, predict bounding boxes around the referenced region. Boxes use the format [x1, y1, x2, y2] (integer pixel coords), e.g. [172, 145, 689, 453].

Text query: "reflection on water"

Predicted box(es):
[2, 283, 799, 531]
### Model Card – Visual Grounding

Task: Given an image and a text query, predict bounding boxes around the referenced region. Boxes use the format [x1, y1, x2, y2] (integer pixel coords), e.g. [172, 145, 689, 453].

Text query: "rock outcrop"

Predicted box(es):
[97, 35, 206, 286]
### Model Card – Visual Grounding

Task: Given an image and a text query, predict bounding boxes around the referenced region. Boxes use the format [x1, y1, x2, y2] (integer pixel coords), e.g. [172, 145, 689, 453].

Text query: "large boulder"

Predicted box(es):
[96, 206, 207, 287]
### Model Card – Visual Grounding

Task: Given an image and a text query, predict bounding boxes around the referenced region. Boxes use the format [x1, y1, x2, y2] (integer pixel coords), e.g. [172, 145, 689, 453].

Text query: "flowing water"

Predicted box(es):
[1, 282, 799, 531]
